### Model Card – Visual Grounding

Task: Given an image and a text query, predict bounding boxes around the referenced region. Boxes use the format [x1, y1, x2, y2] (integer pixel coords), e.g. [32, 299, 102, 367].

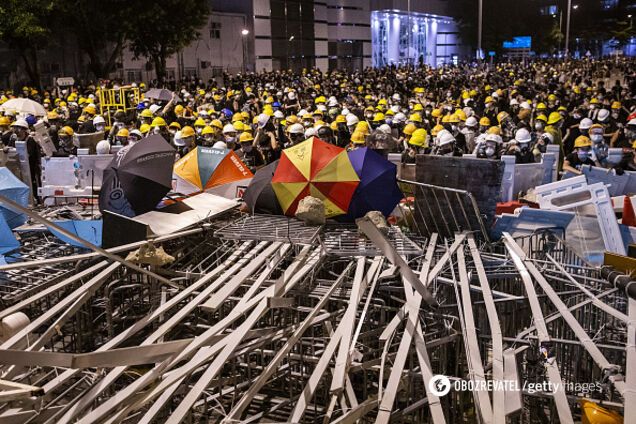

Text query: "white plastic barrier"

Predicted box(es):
[534, 175, 626, 256]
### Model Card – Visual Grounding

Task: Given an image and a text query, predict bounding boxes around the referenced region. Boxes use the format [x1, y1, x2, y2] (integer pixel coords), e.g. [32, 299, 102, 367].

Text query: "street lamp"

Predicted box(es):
[241, 29, 249, 73]
[564, 0, 577, 60]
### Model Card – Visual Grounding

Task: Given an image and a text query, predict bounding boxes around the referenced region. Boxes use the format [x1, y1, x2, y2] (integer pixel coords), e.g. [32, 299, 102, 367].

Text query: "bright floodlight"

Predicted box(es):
[241, 29, 249, 36]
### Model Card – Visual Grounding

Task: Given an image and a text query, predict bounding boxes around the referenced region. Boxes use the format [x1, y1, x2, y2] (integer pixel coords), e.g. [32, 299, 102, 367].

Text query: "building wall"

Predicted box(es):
[326, 0, 373, 70]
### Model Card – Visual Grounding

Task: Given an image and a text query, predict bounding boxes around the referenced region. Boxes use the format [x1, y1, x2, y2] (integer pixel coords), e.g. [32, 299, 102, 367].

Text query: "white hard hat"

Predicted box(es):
[257, 113, 270, 128]
[149, 104, 161, 114]
[341, 108, 350, 116]
[298, 109, 308, 117]
[288, 92, 296, 100]
[304, 127, 316, 138]
[346, 114, 359, 126]
[510, 98, 519, 106]
[222, 124, 236, 134]
[96, 139, 111, 154]
[579, 118, 593, 130]
[393, 112, 407, 124]
[198, 110, 209, 117]
[213, 141, 227, 149]
[317, 104, 327, 112]
[485, 133, 503, 144]
[129, 129, 143, 138]
[328, 97, 338, 107]
[437, 130, 455, 146]
[520, 102, 531, 110]
[514, 128, 532, 143]
[540, 132, 554, 144]
[378, 124, 392, 134]
[390, 105, 400, 113]
[392, 93, 401, 101]
[11, 119, 28, 129]
[173, 131, 185, 146]
[465, 116, 478, 128]
[273, 110, 284, 119]
[463, 107, 474, 118]
[93, 115, 106, 125]
[597, 109, 610, 122]
[288, 123, 305, 134]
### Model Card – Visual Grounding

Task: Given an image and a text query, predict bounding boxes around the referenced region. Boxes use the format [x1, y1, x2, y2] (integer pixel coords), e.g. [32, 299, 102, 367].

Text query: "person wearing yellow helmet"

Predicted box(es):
[54, 126, 76, 157]
[139, 123, 151, 136]
[403, 128, 428, 163]
[563, 135, 599, 175]
[237, 131, 265, 171]
[348, 131, 366, 150]
[200, 126, 216, 146]
[478, 116, 491, 134]
[139, 108, 154, 125]
[115, 128, 130, 146]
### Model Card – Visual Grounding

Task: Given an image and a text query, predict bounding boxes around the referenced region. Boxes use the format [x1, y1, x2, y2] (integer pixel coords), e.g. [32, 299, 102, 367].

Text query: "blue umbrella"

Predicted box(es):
[0, 168, 29, 229]
[346, 148, 403, 219]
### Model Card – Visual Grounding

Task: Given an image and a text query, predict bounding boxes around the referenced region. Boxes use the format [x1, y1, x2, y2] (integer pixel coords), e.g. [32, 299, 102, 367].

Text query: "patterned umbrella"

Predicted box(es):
[272, 137, 359, 218]
[173, 147, 253, 198]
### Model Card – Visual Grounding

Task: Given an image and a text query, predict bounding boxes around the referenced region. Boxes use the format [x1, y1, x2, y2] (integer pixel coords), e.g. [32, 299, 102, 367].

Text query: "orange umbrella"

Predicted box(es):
[272, 137, 359, 217]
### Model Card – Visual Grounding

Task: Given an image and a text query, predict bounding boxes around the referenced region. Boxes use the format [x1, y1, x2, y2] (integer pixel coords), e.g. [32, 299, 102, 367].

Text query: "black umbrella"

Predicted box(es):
[242, 160, 283, 215]
[99, 135, 176, 217]
[144, 88, 180, 102]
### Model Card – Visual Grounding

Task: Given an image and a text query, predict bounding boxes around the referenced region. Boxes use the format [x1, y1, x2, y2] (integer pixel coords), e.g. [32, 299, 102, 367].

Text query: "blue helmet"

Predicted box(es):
[221, 108, 233, 119]
[272, 101, 281, 108]
[26, 115, 37, 126]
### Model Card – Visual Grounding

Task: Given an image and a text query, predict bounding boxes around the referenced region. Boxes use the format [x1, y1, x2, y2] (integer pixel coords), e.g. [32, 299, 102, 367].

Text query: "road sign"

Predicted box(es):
[56, 77, 75, 87]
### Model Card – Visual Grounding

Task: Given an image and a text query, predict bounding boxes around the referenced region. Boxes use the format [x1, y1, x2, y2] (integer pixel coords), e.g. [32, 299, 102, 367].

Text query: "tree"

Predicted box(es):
[0, 0, 57, 88]
[58, 0, 137, 79]
[127, 0, 208, 85]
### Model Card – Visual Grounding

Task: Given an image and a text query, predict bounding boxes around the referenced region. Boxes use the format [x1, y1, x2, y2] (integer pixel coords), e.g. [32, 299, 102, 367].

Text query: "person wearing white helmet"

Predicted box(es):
[505, 128, 535, 163]
[346, 114, 359, 133]
[93, 115, 106, 133]
[128, 129, 143, 144]
[222, 123, 238, 149]
[476, 133, 502, 159]
[304, 127, 316, 138]
[11, 119, 41, 198]
[96, 139, 111, 155]
[286, 123, 305, 147]
[434, 130, 460, 156]
[212, 141, 227, 149]
[254, 113, 279, 164]
[462, 116, 479, 153]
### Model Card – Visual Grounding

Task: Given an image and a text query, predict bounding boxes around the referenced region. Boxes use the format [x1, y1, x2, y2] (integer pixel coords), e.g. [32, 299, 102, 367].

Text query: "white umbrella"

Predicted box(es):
[0, 98, 47, 117]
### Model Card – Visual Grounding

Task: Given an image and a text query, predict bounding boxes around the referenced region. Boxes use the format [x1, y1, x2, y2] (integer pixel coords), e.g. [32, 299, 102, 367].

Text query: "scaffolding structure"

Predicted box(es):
[0, 207, 631, 423]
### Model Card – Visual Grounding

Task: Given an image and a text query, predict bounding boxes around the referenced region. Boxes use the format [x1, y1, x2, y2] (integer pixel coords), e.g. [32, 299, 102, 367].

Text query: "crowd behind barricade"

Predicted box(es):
[2, 58, 636, 201]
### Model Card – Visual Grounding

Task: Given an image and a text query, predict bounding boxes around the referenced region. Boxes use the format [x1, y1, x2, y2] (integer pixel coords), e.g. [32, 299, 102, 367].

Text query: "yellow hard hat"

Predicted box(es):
[140, 124, 151, 134]
[431, 124, 444, 136]
[409, 129, 428, 147]
[485, 96, 494, 104]
[47, 110, 59, 120]
[116, 128, 129, 138]
[611, 101, 622, 109]
[84, 105, 96, 115]
[150, 117, 166, 127]
[234, 121, 245, 132]
[355, 122, 370, 135]
[330, 121, 338, 131]
[378, 98, 387, 106]
[239, 132, 254, 143]
[574, 135, 592, 148]
[181, 126, 195, 138]
[0, 116, 10, 126]
[432, 108, 442, 118]
[536, 114, 548, 123]
[58, 126, 74, 137]
[194, 117, 206, 127]
[403, 123, 417, 135]
[590, 98, 600, 104]
[454, 109, 467, 121]
[169, 121, 181, 130]
[351, 131, 366, 144]
[201, 126, 214, 135]
[536, 102, 547, 110]
[479, 117, 491, 126]
[487, 126, 501, 135]
[409, 113, 422, 123]
[497, 111, 509, 124]
[547, 94, 557, 102]
[413, 103, 424, 111]
[140, 109, 153, 118]
[174, 104, 184, 115]
[373, 112, 385, 122]
[336, 115, 346, 124]
[447, 113, 460, 124]
[547, 111, 562, 125]
[211, 119, 223, 130]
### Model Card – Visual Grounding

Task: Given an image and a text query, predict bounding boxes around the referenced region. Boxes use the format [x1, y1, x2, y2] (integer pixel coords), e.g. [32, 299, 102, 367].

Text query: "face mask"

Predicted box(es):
[612, 112, 619, 119]
[451, 125, 457, 133]
[242, 143, 252, 152]
[225, 135, 236, 143]
[590, 134, 603, 144]
[96, 124, 105, 132]
[196, 128, 202, 134]
[590, 105, 596, 110]
[169, 129, 177, 135]
[577, 151, 589, 160]
[485, 147, 495, 157]
[519, 142, 530, 152]
[153, 127, 161, 134]
[573, 114, 581, 119]
[535, 122, 544, 131]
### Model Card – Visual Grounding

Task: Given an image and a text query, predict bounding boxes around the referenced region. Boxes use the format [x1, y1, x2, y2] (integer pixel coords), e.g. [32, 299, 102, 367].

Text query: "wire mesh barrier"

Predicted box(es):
[0, 204, 630, 423]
